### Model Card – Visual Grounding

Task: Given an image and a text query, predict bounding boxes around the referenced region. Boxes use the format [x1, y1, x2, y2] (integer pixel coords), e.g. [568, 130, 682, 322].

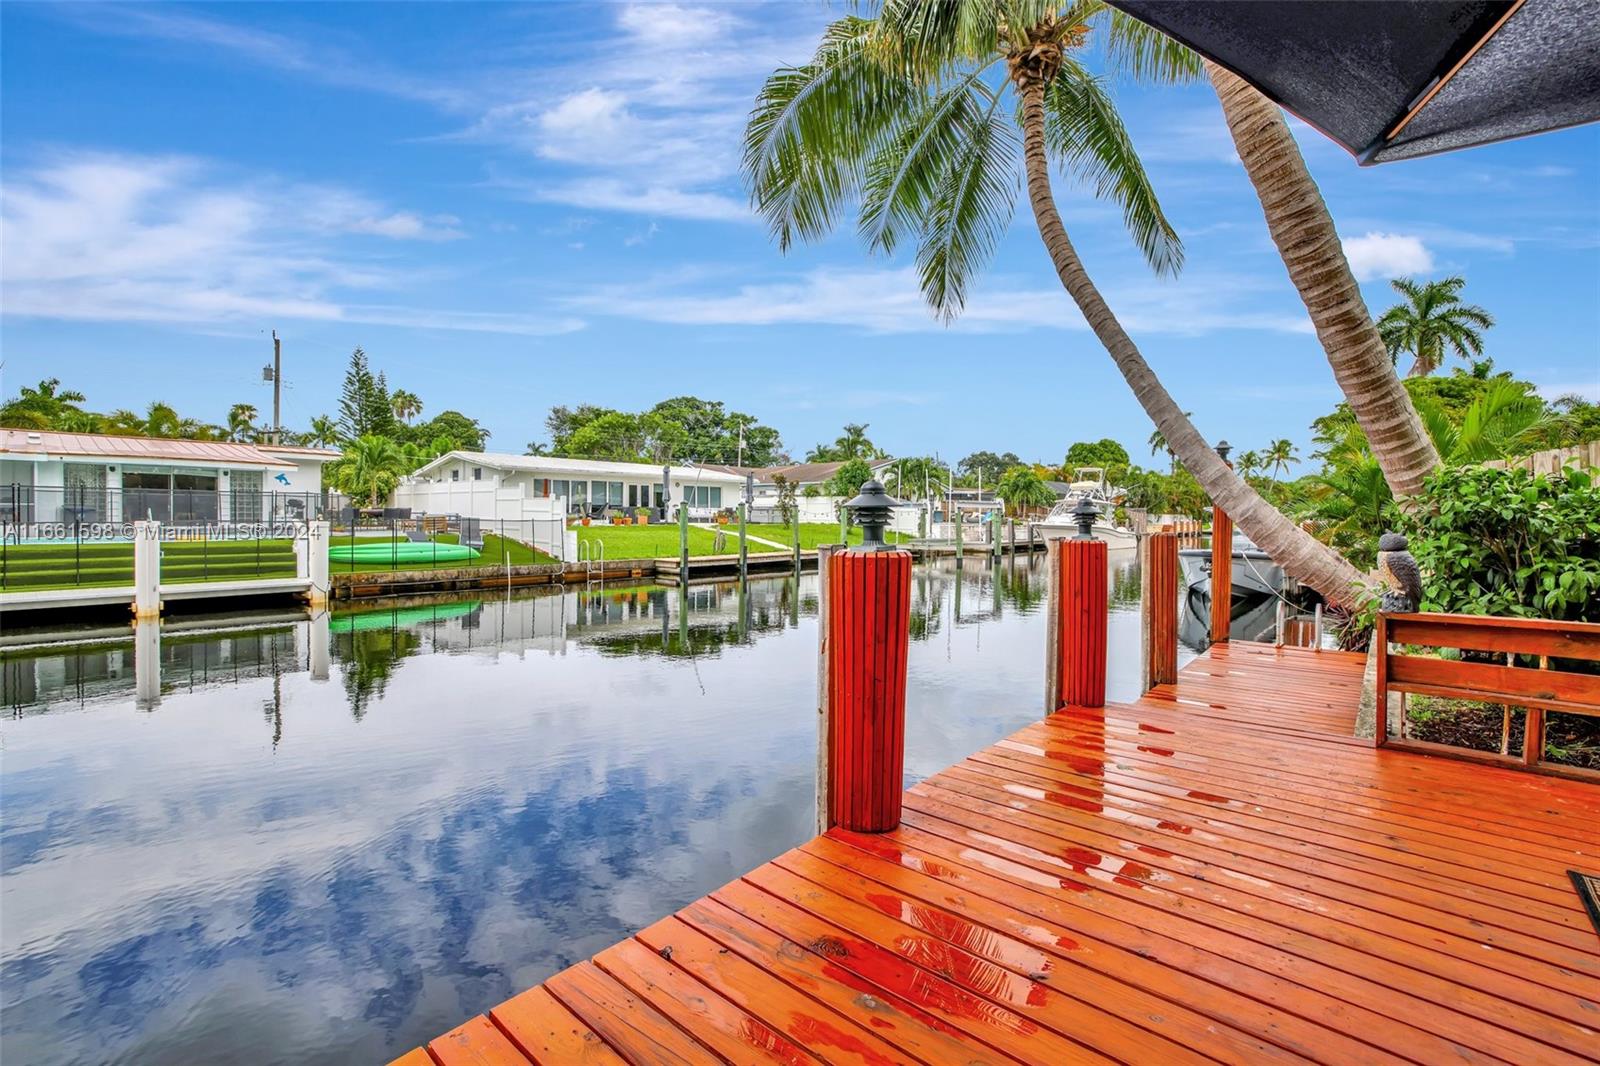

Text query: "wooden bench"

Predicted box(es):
[1375, 611, 1600, 778]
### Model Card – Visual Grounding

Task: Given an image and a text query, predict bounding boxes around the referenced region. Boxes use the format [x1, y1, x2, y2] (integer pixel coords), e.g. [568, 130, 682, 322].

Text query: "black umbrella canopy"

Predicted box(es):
[1105, 0, 1600, 164]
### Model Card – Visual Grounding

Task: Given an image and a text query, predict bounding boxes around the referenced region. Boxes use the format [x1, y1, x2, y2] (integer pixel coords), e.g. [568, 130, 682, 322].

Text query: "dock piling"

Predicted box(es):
[1211, 442, 1234, 644]
[133, 520, 161, 620]
[819, 481, 911, 833]
[1048, 508, 1108, 711]
[676, 503, 689, 583]
[1141, 531, 1179, 692]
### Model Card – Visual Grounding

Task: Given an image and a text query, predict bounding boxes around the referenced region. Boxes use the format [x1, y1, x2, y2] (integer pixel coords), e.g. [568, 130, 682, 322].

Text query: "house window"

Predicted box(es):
[473, 467, 482, 481]
[451, 469, 460, 481]
[591, 480, 606, 503]
[553, 479, 569, 500]
[608, 481, 623, 505]
[628, 485, 638, 507]
[571, 480, 587, 509]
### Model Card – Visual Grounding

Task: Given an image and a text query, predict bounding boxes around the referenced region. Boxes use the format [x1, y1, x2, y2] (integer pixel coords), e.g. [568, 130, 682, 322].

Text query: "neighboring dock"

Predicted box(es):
[390, 642, 1600, 1066]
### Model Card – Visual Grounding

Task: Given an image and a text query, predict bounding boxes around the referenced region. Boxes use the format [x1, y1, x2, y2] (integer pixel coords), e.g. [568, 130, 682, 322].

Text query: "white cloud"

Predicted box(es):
[515, 178, 749, 223]
[0, 151, 580, 336]
[1341, 232, 1434, 281]
[563, 265, 1313, 336]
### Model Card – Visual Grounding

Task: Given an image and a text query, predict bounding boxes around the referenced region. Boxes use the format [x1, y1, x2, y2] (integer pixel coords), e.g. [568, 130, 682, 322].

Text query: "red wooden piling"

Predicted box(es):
[1210, 504, 1233, 644]
[825, 549, 912, 832]
[1054, 537, 1108, 709]
[1142, 531, 1179, 692]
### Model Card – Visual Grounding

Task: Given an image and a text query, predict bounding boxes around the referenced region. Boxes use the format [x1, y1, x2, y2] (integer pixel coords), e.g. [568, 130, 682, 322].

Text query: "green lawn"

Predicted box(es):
[574, 523, 792, 558]
[571, 521, 910, 559]
[1, 532, 559, 591]
[1, 539, 297, 591]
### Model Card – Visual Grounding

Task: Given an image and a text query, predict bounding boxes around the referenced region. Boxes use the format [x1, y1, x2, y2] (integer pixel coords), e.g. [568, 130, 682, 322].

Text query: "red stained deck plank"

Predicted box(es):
[392, 642, 1600, 1066]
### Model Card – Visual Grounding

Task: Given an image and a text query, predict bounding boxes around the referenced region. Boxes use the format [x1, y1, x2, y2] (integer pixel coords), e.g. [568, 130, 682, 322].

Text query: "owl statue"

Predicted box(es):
[1376, 532, 1423, 613]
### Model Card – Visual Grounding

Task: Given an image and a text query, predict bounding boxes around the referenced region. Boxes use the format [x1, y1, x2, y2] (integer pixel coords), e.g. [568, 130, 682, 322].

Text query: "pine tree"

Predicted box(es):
[337, 348, 374, 441]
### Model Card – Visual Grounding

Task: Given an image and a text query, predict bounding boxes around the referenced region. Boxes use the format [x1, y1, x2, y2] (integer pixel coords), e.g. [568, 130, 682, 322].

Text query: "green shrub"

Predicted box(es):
[1404, 464, 1600, 622]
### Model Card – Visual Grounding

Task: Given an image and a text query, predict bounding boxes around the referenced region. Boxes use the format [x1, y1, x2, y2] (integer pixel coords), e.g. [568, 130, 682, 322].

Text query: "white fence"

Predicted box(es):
[388, 481, 571, 560]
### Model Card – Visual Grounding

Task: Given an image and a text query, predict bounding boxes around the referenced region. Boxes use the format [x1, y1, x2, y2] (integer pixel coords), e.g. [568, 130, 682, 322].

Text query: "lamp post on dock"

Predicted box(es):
[818, 479, 911, 833]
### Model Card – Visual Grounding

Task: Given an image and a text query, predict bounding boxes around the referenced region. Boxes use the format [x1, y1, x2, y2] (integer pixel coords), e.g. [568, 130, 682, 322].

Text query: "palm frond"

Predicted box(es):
[743, 17, 914, 250]
[1098, 8, 1202, 83]
[916, 89, 1021, 320]
[859, 65, 999, 254]
[1044, 61, 1184, 275]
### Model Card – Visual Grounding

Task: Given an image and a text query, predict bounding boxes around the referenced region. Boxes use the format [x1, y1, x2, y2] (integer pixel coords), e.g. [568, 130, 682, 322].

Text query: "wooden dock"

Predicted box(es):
[392, 641, 1600, 1065]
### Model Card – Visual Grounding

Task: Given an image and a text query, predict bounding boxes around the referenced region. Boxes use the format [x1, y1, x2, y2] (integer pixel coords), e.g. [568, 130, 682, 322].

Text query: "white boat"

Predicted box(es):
[1179, 534, 1286, 600]
[1030, 467, 1139, 550]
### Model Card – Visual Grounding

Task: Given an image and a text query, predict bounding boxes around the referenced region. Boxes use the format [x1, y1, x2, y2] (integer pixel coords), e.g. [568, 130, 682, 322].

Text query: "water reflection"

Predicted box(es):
[0, 556, 1187, 1065]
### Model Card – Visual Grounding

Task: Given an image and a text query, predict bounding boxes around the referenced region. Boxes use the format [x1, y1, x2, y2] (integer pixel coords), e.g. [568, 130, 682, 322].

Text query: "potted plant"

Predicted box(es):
[636, 508, 650, 525]
[581, 516, 591, 527]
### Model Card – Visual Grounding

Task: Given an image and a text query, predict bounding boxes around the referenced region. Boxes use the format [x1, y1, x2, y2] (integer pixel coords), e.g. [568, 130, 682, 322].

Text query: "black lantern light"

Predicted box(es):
[844, 479, 904, 552]
[1071, 496, 1100, 540]
[1215, 440, 1232, 462]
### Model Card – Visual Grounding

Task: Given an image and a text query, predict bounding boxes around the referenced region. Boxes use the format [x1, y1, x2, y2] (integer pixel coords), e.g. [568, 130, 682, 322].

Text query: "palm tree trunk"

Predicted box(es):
[1017, 81, 1364, 607]
[1207, 64, 1439, 505]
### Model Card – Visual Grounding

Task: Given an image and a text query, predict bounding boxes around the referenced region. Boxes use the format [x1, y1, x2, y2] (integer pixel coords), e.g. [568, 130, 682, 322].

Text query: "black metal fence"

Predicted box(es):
[327, 515, 566, 576]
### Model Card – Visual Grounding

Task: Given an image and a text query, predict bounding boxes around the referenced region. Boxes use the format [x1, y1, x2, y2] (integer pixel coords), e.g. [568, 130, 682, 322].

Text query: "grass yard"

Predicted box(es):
[574, 523, 788, 559]
[1, 539, 297, 591]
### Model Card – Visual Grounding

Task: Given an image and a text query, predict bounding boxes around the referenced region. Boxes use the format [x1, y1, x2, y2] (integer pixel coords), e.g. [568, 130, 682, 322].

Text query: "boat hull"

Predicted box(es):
[1031, 521, 1139, 551]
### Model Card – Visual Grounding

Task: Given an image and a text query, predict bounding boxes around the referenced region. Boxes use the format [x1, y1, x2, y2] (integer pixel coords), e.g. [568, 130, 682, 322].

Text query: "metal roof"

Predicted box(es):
[0, 429, 306, 467]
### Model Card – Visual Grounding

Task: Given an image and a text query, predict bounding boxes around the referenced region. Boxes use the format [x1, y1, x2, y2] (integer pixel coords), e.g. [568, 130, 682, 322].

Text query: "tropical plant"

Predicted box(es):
[1376, 276, 1495, 378]
[306, 415, 341, 449]
[772, 473, 798, 527]
[1146, 414, 1189, 475]
[1263, 438, 1298, 483]
[1404, 465, 1600, 622]
[995, 465, 1054, 516]
[390, 389, 423, 425]
[1063, 438, 1129, 470]
[332, 434, 408, 506]
[1208, 65, 1440, 503]
[1235, 450, 1262, 480]
[0, 378, 87, 428]
[227, 403, 260, 442]
[808, 423, 884, 463]
[823, 457, 874, 499]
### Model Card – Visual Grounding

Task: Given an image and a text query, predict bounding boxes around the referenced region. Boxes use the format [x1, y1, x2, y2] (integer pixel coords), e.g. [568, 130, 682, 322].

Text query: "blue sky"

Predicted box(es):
[3, 2, 1597, 470]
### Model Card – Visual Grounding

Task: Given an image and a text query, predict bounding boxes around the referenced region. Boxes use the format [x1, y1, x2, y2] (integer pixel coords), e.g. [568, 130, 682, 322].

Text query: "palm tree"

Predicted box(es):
[390, 389, 422, 425]
[1263, 438, 1298, 484]
[995, 465, 1055, 516]
[1376, 276, 1494, 378]
[227, 403, 259, 442]
[1208, 65, 1440, 503]
[1147, 411, 1190, 475]
[745, 2, 1362, 604]
[333, 435, 407, 506]
[143, 402, 182, 438]
[306, 415, 341, 450]
[1, 378, 87, 428]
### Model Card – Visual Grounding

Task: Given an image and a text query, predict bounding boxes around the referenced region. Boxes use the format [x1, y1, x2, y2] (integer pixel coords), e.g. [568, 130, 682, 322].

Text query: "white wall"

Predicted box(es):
[389, 478, 568, 559]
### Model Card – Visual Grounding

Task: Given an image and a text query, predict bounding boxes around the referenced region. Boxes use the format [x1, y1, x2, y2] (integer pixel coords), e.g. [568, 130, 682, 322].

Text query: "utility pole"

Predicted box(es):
[267, 331, 283, 444]
[736, 423, 745, 468]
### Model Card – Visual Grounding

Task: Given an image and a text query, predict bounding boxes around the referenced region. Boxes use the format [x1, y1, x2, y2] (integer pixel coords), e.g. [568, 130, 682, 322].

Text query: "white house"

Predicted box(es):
[0, 429, 337, 527]
[396, 451, 750, 520]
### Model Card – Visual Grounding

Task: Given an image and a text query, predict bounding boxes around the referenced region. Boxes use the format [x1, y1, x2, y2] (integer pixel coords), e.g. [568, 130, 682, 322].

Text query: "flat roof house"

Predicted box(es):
[0, 430, 338, 527]
[400, 451, 750, 519]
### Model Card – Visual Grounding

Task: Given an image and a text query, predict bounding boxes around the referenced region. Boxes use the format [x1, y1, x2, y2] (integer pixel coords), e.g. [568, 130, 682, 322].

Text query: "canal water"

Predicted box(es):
[1, 556, 1193, 1065]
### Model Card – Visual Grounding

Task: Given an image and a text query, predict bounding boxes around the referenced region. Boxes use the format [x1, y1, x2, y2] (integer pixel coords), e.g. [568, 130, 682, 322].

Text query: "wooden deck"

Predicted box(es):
[394, 642, 1600, 1065]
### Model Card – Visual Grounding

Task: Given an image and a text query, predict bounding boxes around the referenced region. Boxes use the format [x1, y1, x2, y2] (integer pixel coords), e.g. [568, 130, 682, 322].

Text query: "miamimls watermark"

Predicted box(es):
[5, 521, 317, 542]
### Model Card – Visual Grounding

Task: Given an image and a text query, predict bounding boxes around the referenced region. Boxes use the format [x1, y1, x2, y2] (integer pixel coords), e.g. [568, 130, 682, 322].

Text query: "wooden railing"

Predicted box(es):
[1375, 612, 1600, 779]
